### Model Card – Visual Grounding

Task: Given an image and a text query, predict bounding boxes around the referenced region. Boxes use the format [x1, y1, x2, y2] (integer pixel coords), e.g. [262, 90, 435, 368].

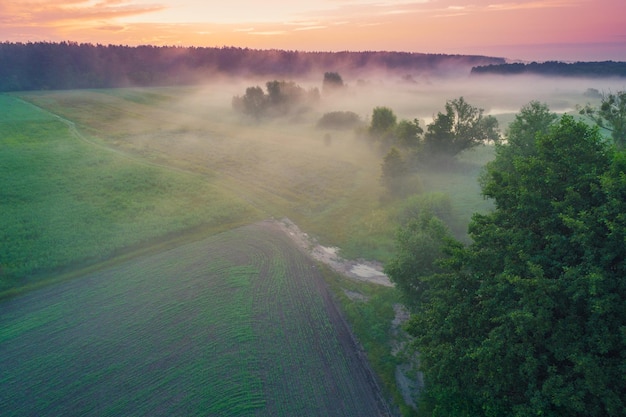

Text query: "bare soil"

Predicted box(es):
[274, 217, 394, 287]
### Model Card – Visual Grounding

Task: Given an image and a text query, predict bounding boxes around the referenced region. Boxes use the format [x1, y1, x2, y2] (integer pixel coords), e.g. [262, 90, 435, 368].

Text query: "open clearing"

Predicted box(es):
[0, 221, 389, 417]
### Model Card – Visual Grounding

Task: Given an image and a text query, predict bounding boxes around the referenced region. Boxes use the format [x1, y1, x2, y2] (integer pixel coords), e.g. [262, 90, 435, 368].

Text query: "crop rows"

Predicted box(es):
[0, 222, 385, 416]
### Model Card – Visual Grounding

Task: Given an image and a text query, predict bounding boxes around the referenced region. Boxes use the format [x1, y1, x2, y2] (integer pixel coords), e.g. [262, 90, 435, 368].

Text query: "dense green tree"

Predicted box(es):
[232, 86, 266, 118]
[380, 146, 423, 197]
[266, 80, 310, 112]
[423, 97, 500, 158]
[322, 71, 344, 93]
[384, 211, 452, 307]
[395, 118, 423, 148]
[481, 101, 558, 202]
[369, 106, 397, 138]
[390, 113, 626, 416]
[580, 90, 626, 149]
[316, 111, 361, 130]
[380, 147, 406, 183]
[232, 80, 318, 119]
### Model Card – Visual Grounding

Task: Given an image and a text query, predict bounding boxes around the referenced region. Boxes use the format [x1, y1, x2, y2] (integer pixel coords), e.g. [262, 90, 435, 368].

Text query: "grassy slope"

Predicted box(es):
[0, 94, 260, 294]
[13, 87, 495, 259]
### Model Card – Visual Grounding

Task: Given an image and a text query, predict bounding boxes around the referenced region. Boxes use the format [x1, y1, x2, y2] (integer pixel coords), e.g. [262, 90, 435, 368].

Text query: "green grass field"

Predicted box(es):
[8, 86, 497, 266]
[0, 94, 262, 293]
[1, 85, 502, 415]
[0, 222, 386, 416]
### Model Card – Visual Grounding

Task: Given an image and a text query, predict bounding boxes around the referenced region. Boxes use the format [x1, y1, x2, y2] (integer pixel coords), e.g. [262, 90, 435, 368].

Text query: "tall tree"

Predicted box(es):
[580, 90, 626, 149]
[395, 119, 423, 148]
[423, 97, 500, 158]
[384, 211, 452, 307]
[380, 146, 407, 194]
[390, 113, 626, 416]
[322, 71, 344, 94]
[369, 106, 397, 138]
[481, 101, 558, 206]
[232, 86, 266, 119]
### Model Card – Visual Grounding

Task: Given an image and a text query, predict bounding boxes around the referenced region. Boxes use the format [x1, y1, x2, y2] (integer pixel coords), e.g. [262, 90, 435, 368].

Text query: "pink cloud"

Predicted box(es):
[0, 0, 165, 26]
[0, 0, 623, 61]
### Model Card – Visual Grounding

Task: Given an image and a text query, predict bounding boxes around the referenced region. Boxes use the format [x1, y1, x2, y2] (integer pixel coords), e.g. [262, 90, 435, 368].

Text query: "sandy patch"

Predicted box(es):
[275, 218, 394, 287]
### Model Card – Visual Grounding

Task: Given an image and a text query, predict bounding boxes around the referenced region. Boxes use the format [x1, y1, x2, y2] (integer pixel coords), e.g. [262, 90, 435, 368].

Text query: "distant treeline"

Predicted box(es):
[0, 42, 504, 92]
[471, 60, 626, 78]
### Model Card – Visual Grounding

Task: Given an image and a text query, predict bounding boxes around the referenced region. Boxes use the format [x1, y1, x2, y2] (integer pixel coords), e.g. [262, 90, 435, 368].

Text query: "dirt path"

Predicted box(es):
[274, 218, 394, 287]
[274, 218, 423, 413]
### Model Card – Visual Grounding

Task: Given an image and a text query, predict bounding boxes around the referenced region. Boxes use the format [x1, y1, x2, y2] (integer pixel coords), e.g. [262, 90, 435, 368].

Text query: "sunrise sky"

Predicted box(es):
[1, 0, 625, 62]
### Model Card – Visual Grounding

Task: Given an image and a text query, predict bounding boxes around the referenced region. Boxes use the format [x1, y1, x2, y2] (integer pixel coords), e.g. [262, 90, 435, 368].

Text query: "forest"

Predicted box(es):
[0, 42, 504, 92]
[471, 60, 626, 78]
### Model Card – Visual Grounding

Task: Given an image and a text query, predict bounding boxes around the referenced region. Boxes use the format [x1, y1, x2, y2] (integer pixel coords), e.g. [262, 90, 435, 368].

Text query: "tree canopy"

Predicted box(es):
[322, 71, 344, 93]
[388, 109, 626, 416]
[369, 106, 398, 138]
[580, 90, 626, 149]
[232, 80, 319, 119]
[316, 111, 362, 130]
[0, 42, 505, 92]
[423, 96, 500, 157]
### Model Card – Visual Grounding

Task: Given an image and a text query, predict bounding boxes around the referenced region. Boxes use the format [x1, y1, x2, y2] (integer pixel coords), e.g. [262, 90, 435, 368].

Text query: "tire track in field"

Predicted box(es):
[238, 221, 395, 417]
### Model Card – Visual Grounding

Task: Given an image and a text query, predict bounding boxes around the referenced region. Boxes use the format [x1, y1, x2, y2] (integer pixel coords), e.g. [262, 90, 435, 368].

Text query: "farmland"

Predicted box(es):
[0, 221, 388, 416]
[2, 75, 614, 415]
[0, 89, 408, 414]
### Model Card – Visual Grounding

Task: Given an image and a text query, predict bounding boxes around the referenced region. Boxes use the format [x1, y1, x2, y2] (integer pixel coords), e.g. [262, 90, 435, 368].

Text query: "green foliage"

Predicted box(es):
[381, 147, 407, 181]
[399, 112, 626, 416]
[392, 192, 454, 228]
[322, 71, 344, 93]
[232, 85, 266, 119]
[505, 101, 558, 150]
[395, 119, 423, 148]
[381, 147, 423, 198]
[385, 212, 452, 308]
[481, 101, 558, 202]
[366, 106, 423, 155]
[580, 90, 626, 149]
[232, 80, 319, 119]
[317, 110, 362, 130]
[369, 106, 398, 138]
[423, 97, 500, 158]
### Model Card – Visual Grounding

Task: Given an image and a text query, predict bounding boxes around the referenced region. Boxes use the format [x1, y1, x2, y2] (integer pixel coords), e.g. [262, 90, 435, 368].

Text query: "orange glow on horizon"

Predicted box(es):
[0, 0, 624, 62]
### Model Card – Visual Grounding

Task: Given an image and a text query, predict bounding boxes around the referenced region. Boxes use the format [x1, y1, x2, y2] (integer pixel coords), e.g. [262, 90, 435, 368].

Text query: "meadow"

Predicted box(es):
[7, 80, 504, 270]
[0, 94, 262, 294]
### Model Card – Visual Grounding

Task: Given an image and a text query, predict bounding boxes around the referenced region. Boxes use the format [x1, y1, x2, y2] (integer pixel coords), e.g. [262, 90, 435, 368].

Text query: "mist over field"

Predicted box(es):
[183, 71, 626, 126]
[2, 59, 626, 416]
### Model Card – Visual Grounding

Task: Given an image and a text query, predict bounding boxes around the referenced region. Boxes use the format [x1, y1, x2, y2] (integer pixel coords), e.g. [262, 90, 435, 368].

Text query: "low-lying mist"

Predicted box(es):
[19, 71, 624, 260]
[173, 72, 626, 131]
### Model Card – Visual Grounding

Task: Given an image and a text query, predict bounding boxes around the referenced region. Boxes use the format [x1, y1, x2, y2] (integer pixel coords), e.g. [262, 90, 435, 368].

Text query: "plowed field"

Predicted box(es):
[0, 221, 388, 416]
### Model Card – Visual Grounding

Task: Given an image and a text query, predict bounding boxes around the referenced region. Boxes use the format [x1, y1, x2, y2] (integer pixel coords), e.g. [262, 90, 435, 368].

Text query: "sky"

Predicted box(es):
[1, 0, 625, 62]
